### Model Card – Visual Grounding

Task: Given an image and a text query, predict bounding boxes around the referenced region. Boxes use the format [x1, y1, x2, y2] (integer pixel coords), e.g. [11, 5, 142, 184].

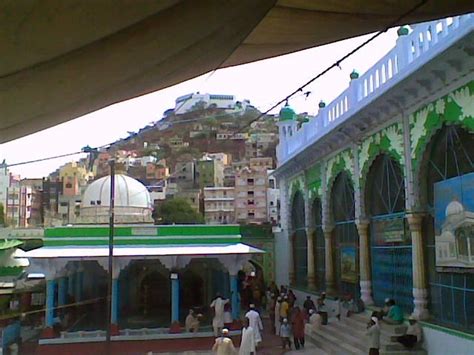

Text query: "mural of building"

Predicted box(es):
[273, 15, 474, 353]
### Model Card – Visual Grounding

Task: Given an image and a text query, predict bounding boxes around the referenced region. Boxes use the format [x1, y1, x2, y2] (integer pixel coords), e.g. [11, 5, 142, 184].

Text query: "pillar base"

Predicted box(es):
[110, 323, 120, 336]
[360, 280, 374, 306]
[411, 288, 429, 320]
[41, 327, 56, 339]
[169, 321, 182, 334]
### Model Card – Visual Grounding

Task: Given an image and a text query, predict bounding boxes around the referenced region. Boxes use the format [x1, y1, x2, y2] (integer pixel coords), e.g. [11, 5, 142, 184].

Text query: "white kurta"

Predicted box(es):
[239, 326, 256, 355]
[244, 310, 263, 344]
[211, 297, 229, 328]
[274, 302, 281, 335]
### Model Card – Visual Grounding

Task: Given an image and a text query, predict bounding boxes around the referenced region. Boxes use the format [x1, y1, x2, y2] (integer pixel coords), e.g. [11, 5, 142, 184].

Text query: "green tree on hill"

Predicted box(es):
[154, 198, 204, 225]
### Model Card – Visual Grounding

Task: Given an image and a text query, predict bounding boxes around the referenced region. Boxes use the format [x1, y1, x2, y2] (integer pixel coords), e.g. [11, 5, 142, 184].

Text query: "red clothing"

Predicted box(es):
[292, 312, 305, 338]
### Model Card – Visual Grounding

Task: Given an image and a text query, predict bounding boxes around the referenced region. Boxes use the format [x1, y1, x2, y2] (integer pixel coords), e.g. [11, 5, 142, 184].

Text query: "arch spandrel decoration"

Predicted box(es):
[411, 80, 474, 175]
[358, 122, 405, 192]
[325, 149, 355, 193]
[306, 164, 322, 202]
[289, 174, 305, 207]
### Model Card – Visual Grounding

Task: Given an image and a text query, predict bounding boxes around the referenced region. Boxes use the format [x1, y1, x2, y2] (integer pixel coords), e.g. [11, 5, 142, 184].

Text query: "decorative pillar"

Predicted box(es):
[75, 266, 84, 302]
[111, 278, 119, 325]
[306, 227, 316, 290]
[407, 214, 429, 320]
[45, 279, 56, 328]
[288, 231, 295, 285]
[230, 274, 240, 320]
[171, 273, 180, 323]
[323, 227, 335, 294]
[58, 277, 68, 307]
[356, 220, 374, 305]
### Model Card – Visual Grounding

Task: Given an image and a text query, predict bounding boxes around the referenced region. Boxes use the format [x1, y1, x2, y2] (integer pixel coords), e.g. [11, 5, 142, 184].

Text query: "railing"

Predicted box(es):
[277, 14, 473, 165]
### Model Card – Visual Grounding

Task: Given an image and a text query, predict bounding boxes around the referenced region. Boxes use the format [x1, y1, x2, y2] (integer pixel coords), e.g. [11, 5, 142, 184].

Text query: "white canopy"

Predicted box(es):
[2, 1, 473, 143]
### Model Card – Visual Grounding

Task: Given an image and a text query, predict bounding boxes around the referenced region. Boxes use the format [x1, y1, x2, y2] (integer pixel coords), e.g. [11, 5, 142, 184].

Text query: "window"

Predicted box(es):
[248, 212, 255, 218]
[247, 179, 254, 186]
[248, 191, 254, 197]
[65, 183, 72, 188]
[248, 200, 254, 205]
[60, 202, 68, 207]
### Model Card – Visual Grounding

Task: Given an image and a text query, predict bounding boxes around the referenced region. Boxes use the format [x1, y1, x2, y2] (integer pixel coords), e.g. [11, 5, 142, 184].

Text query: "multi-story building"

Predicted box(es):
[249, 157, 274, 171]
[174, 161, 196, 191]
[20, 178, 43, 227]
[234, 167, 268, 224]
[196, 158, 224, 189]
[203, 187, 235, 224]
[266, 171, 280, 227]
[245, 133, 277, 160]
[174, 93, 247, 114]
[0, 162, 10, 214]
[146, 160, 169, 184]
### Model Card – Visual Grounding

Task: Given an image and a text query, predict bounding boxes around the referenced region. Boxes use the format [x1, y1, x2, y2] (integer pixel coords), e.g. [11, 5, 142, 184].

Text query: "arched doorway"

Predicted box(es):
[331, 172, 359, 297]
[140, 271, 170, 317]
[312, 198, 325, 291]
[291, 191, 307, 287]
[420, 124, 474, 330]
[366, 154, 413, 312]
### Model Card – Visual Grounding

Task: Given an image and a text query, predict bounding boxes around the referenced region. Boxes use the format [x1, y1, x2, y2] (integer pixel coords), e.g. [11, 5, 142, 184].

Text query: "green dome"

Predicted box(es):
[279, 104, 296, 121]
[397, 26, 409, 36]
[350, 70, 359, 80]
[318, 101, 326, 108]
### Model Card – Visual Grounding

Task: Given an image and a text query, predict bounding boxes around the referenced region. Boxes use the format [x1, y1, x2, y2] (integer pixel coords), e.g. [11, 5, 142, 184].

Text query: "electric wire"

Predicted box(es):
[3, 0, 428, 170]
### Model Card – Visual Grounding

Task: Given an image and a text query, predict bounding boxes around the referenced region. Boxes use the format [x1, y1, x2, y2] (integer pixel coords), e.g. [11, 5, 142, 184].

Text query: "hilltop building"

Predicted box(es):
[203, 187, 235, 224]
[174, 93, 250, 115]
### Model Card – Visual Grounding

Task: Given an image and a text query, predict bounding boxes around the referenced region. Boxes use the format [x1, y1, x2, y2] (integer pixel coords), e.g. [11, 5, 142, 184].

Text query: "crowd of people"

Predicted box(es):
[207, 283, 423, 355]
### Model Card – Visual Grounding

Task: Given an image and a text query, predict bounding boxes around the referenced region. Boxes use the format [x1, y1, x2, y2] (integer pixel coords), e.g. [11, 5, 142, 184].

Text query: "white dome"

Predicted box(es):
[445, 200, 464, 217]
[81, 174, 151, 209]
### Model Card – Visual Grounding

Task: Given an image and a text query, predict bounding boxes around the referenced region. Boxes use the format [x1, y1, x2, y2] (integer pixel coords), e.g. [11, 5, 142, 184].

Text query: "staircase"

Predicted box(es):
[305, 313, 427, 355]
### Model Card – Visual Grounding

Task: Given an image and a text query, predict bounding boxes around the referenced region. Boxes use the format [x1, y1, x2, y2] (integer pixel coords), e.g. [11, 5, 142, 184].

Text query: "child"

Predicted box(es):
[280, 318, 292, 350]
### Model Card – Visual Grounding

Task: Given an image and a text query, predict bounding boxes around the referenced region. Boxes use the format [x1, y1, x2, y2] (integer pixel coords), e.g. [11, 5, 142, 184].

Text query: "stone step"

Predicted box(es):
[307, 325, 366, 355]
[345, 314, 407, 336]
[306, 331, 359, 355]
[322, 320, 370, 350]
[381, 350, 427, 355]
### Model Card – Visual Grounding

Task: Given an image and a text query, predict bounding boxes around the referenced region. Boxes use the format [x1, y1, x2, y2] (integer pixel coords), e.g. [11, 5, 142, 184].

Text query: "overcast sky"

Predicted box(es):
[1, 29, 399, 178]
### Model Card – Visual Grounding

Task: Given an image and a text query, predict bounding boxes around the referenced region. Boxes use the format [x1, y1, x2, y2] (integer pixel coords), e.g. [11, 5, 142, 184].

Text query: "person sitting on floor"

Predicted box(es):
[397, 316, 422, 349]
[383, 299, 404, 324]
[305, 309, 322, 334]
[185, 309, 201, 332]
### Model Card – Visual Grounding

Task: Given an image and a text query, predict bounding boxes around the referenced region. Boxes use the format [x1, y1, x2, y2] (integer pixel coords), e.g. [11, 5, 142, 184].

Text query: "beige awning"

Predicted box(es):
[1, 0, 473, 143]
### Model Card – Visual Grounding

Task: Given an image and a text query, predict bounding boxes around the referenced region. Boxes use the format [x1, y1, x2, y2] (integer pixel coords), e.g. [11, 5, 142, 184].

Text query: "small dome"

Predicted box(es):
[350, 70, 359, 80]
[445, 200, 464, 217]
[279, 103, 296, 121]
[318, 101, 326, 108]
[81, 174, 151, 209]
[397, 26, 409, 36]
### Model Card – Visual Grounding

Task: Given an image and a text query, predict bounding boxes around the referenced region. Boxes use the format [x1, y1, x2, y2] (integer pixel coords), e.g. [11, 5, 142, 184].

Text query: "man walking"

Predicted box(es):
[211, 293, 230, 336]
[239, 317, 256, 355]
[244, 304, 263, 347]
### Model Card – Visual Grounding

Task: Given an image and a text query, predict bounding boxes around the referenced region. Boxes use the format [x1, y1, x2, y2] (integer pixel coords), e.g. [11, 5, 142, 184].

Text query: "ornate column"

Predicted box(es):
[229, 274, 240, 320]
[306, 227, 316, 290]
[407, 214, 429, 319]
[111, 278, 120, 327]
[356, 220, 374, 305]
[45, 279, 56, 329]
[171, 273, 180, 323]
[323, 226, 335, 294]
[57, 276, 68, 307]
[75, 265, 84, 302]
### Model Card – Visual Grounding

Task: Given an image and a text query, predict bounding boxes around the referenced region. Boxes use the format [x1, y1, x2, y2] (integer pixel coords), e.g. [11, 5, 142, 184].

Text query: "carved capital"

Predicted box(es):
[406, 213, 424, 233]
[356, 219, 370, 236]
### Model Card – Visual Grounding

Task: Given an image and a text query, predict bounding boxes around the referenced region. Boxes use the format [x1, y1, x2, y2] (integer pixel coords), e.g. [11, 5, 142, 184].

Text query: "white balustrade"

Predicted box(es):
[277, 14, 474, 165]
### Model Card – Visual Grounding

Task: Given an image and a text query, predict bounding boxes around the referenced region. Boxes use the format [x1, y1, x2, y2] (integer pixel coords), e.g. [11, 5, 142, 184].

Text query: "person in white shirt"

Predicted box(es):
[244, 304, 263, 346]
[397, 316, 422, 349]
[212, 328, 237, 355]
[211, 294, 230, 336]
[366, 316, 380, 355]
[239, 317, 256, 355]
[305, 309, 322, 334]
[274, 297, 282, 335]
